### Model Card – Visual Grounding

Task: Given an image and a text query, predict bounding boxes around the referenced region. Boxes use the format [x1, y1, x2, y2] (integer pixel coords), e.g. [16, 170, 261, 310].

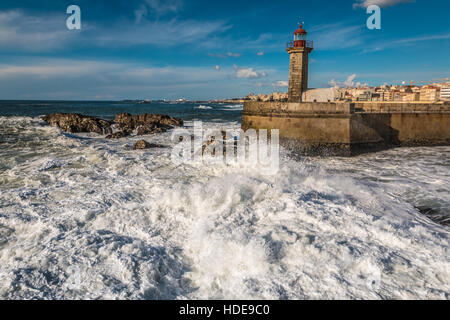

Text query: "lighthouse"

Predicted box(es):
[287, 23, 314, 102]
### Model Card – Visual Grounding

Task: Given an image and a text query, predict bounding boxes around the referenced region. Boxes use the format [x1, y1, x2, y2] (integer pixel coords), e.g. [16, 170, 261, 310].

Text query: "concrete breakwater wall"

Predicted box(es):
[353, 102, 450, 113]
[242, 101, 450, 156]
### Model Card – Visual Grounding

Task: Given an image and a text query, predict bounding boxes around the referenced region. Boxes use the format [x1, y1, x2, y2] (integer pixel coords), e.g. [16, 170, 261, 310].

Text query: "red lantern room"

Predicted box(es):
[287, 23, 313, 50]
[294, 24, 307, 46]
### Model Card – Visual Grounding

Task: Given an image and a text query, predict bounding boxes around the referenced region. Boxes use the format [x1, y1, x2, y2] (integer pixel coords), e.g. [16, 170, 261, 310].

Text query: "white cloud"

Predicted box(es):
[96, 19, 231, 48]
[135, 0, 183, 22]
[208, 53, 227, 58]
[146, 0, 183, 15]
[0, 58, 234, 99]
[227, 52, 242, 57]
[134, 5, 148, 24]
[309, 23, 364, 50]
[209, 33, 282, 56]
[0, 58, 274, 99]
[395, 33, 450, 44]
[257, 52, 264, 56]
[0, 10, 79, 51]
[0, 10, 231, 52]
[233, 65, 268, 79]
[353, 0, 413, 8]
[344, 74, 357, 87]
[362, 32, 450, 53]
[0, 64, 107, 78]
[329, 74, 367, 88]
[214, 65, 221, 70]
[273, 80, 288, 87]
[208, 52, 242, 58]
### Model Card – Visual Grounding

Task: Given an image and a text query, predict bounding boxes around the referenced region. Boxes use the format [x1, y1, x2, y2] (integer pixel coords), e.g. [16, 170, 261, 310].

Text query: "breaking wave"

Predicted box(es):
[0, 116, 448, 300]
[196, 105, 213, 110]
[221, 104, 243, 111]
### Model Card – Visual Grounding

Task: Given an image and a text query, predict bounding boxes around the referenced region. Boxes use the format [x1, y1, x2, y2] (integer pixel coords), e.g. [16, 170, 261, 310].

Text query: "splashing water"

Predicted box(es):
[0, 113, 448, 300]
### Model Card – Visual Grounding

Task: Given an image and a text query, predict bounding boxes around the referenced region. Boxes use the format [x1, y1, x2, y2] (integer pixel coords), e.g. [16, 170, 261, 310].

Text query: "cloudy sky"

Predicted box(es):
[0, 0, 449, 100]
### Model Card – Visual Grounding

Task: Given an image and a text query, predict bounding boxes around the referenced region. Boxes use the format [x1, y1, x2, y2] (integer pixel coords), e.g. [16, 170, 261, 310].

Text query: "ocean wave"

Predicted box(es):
[0, 118, 449, 300]
[220, 104, 243, 111]
[0, 115, 45, 126]
[196, 105, 213, 110]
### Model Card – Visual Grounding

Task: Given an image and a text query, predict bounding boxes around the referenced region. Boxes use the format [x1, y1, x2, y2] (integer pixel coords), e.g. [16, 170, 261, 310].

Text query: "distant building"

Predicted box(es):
[420, 86, 440, 102]
[245, 92, 288, 102]
[272, 92, 288, 101]
[371, 93, 381, 101]
[399, 86, 413, 93]
[246, 82, 448, 104]
[302, 88, 337, 102]
[390, 90, 401, 101]
[357, 91, 371, 101]
[402, 92, 420, 102]
[441, 86, 450, 101]
[380, 89, 391, 101]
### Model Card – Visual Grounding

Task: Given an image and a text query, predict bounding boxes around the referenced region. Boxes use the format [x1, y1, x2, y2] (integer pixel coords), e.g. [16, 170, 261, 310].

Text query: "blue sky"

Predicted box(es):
[0, 0, 449, 100]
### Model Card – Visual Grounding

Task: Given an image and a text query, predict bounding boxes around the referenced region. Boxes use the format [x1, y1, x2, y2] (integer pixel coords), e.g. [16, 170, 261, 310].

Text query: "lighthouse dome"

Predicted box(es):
[294, 24, 307, 35]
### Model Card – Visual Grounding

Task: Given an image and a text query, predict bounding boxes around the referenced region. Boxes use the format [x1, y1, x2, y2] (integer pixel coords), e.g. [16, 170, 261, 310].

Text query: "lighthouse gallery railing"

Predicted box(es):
[286, 40, 314, 49]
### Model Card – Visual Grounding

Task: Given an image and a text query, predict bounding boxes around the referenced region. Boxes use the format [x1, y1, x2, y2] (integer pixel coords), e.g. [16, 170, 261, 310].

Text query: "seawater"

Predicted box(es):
[0, 101, 448, 299]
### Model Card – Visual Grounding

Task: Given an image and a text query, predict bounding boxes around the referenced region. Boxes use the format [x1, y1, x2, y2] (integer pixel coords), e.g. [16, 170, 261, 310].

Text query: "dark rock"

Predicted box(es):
[136, 124, 164, 136]
[416, 206, 450, 227]
[42, 112, 183, 138]
[133, 140, 165, 150]
[115, 113, 183, 135]
[106, 131, 129, 139]
[42, 114, 113, 135]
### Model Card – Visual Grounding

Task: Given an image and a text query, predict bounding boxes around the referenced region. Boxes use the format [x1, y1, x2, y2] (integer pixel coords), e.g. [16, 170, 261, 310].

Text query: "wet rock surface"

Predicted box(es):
[115, 113, 183, 134]
[133, 140, 165, 150]
[42, 114, 113, 135]
[42, 113, 183, 138]
[106, 131, 128, 139]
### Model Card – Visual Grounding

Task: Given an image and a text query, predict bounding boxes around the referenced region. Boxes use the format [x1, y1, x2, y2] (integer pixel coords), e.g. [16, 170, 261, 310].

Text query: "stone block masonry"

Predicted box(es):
[242, 101, 450, 156]
[287, 47, 312, 102]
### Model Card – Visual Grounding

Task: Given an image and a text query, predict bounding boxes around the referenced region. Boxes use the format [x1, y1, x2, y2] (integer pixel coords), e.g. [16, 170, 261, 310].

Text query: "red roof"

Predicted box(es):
[294, 24, 307, 35]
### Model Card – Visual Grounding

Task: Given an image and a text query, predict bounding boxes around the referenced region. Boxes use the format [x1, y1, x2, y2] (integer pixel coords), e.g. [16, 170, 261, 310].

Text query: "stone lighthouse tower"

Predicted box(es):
[287, 23, 314, 102]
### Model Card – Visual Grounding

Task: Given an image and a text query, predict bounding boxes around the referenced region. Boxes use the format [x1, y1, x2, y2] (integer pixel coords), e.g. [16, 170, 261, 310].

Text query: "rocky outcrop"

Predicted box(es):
[133, 140, 165, 150]
[42, 114, 113, 135]
[42, 113, 183, 138]
[115, 113, 183, 136]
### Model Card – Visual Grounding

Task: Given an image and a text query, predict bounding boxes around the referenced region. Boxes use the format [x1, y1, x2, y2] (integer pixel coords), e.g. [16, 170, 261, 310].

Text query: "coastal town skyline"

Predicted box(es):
[245, 81, 450, 103]
[0, 0, 450, 100]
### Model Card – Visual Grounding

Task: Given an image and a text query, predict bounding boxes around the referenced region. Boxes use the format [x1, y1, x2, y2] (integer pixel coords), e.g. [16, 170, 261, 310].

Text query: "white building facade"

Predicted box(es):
[441, 86, 450, 101]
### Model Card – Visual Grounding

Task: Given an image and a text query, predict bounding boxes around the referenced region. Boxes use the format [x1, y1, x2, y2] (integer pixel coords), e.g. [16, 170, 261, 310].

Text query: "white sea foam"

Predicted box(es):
[196, 105, 213, 110]
[221, 104, 243, 111]
[0, 116, 448, 299]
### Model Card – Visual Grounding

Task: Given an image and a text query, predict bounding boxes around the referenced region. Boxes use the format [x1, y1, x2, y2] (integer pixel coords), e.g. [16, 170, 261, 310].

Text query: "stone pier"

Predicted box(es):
[242, 101, 450, 156]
